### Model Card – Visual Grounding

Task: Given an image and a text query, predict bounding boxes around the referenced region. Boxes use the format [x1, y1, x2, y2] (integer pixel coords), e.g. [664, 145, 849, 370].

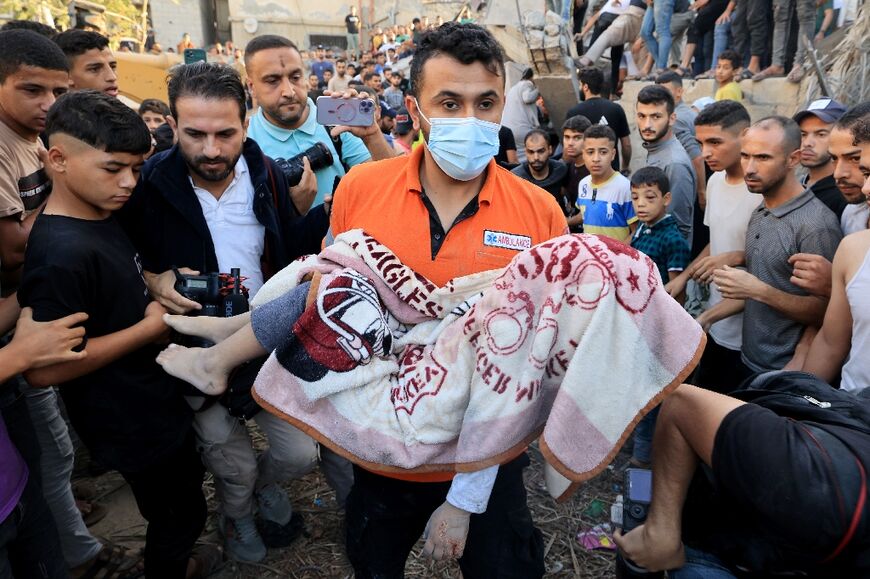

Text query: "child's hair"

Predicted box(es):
[46, 90, 152, 155]
[0, 29, 68, 83]
[138, 98, 170, 118]
[54, 29, 110, 59]
[562, 114, 592, 135]
[630, 166, 670, 196]
[717, 49, 740, 70]
[583, 124, 617, 146]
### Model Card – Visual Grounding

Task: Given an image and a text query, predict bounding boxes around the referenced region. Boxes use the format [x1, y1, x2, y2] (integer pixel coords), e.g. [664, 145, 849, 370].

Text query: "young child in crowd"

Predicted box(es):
[561, 114, 592, 233]
[629, 166, 691, 283]
[575, 124, 637, 242]
[138, 98, 170, 134]
[714, 50, 743, 102]
[17, 90, 217, 579]
[627, 166, 690, 467]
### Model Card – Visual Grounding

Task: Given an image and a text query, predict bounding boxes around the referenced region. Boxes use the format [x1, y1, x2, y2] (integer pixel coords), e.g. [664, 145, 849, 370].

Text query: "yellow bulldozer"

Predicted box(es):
[114, 50, 180, 106]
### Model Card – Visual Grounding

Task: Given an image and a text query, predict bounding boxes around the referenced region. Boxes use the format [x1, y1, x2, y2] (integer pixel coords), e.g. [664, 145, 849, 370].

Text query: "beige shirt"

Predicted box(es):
[327, 74, 351, 93]
[0, 119, 51, 220]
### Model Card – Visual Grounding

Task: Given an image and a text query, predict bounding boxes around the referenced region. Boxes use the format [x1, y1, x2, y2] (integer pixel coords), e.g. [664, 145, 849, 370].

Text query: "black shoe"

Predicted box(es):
[257, 511, 305, 548]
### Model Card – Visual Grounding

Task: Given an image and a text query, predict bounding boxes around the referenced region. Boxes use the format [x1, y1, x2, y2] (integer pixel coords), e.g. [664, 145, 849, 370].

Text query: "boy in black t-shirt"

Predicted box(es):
[18, 91, 218, 579]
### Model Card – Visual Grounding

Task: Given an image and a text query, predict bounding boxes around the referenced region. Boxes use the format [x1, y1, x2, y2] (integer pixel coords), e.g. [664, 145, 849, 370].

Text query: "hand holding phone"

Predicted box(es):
[316, 95, 376, 127]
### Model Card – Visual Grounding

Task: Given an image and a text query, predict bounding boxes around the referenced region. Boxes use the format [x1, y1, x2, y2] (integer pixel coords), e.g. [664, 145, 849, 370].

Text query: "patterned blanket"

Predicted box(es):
[252, 230, 704, 499]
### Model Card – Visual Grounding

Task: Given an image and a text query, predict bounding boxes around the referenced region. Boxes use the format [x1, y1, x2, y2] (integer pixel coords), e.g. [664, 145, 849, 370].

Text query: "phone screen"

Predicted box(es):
[183, 49, 207, 64]
[626, 468, 652, 503]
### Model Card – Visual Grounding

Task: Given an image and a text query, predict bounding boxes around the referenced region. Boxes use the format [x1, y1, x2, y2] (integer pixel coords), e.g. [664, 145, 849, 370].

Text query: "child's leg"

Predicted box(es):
[157, 281, 312, 396]
[157, 324, 266, 396]
[163, 311, 251, 344]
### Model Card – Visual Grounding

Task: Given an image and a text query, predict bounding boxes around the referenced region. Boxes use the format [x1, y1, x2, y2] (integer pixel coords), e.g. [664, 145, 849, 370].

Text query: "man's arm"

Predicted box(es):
[691, 155, 707, 209]
[619, 136, 632, 172]
[25, 301, 168, 387]
[695, 298, 744, 332]
[801, 240, 856, 382]
[667, 162, 696, 241]
[713, 265, 828, 326]
[521, 82, 540, 105]
[0, 211, 40, 271]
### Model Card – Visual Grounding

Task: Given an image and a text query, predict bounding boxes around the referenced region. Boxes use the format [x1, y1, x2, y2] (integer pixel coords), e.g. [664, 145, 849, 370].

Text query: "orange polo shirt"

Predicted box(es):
[331, 144, 567, 481]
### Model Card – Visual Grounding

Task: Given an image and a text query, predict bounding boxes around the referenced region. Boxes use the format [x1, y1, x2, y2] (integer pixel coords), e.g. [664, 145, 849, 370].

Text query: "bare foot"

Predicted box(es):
[613, 523, 686, 572]
[156, 344, 229, 396]
[163, 313, 245, 343]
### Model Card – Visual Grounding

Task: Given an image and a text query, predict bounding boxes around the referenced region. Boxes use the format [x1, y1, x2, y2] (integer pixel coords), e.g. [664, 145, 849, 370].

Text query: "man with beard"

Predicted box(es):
[711, 117, 841, 380]
[245, 35, 394, 207]
[636, 84, 696, 242]
[511, 129, 569, 212]
[794, 98, 848, 219]
[120, 62, 344, 563]
[831, 103, 870, 236]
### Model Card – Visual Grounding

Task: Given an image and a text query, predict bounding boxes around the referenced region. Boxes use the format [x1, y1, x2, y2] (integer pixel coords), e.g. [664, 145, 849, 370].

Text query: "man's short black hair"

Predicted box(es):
[655, 70, 682, 88]
[695, 99, 751, 131]
[363, 71, 378, 82]
[46, 90, 151, 155]
[408, 22, 505, 97]
[54, 29, 110, 59]
[637, 84, 675, 115]
[630, 166, 670, 195]
[413, 17, 421, 24]
[578, 66, 604, 95]
[583, 124, 617, 145]
[0, 29, 69, 83]
[752, 116, 802, 155]
[0, 20, 56, 38]
[167, 62, 246, 124]
[836, 102, 870, 131]
[336, 57, 347, 65]
[852, 116, 870, 146]
[562, 114, 592, 135]
[244, 34, 298, 68]
[139, 98, 170, 117]
[524, 128, 550, 146]
[717, 49, 741, 69]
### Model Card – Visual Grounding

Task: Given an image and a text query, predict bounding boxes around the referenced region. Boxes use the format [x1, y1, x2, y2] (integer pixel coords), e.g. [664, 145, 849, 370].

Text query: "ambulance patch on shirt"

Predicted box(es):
[483, 230, 532, 251]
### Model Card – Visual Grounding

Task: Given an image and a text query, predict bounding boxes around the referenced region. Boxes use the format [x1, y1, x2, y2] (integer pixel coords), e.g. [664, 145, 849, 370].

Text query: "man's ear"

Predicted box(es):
[46, 145, 68, 174]
[166, 115, 178, 138]
[406, 95, 421, 131]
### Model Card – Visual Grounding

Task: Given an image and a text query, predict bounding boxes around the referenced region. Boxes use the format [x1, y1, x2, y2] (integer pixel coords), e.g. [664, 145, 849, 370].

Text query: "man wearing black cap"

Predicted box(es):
[794, 98, 849, 219]
[391, 106, 415, 155]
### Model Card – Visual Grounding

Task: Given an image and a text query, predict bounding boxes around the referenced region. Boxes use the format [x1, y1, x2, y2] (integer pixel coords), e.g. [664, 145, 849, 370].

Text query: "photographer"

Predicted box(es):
[120, 62, 351, 564]
[245, 35, 395, 207]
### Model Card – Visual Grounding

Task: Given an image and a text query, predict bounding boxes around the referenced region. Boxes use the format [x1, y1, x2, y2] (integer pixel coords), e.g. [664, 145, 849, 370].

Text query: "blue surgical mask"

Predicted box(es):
[414, 99, 501, 181]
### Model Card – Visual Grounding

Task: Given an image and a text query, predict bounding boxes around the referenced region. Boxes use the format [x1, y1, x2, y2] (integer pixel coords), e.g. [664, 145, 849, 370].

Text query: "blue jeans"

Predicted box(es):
[640, 0, 676, 71]
[640, 8, 656, 67]
[711, 19, 731, 73]
[669, 547, 737, 579]
[632, 405, 660, 464]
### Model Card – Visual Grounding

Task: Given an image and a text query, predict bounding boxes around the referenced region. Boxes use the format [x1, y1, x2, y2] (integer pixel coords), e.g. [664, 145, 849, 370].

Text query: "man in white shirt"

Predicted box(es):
[665, 100, 760, 393]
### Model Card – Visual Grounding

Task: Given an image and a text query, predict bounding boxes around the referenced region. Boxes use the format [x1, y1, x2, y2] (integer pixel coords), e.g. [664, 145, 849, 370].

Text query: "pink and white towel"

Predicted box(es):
[252, 230, 705, 499]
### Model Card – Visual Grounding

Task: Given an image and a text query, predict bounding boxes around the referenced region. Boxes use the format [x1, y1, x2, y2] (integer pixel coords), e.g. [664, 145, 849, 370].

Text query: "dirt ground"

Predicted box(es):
[87, 434, 627, 578]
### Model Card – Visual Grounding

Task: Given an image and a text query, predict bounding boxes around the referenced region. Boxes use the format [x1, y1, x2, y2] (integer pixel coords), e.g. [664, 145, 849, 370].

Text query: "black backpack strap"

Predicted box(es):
[326, 125, 351, 173]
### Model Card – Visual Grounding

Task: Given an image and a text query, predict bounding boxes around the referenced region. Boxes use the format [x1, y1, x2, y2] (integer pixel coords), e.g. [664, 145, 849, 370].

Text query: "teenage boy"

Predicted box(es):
[512, 129, 569, 212]
[576, 124, 637, 242]
[561, 114, 592, 233]
[637, 84, 696, 242]
[714, 50, 742, 102]
[53, 29, 118, 97]
[630, 166, 691, 283]
[665, 101, 761, 394]
[139, 98, 170, 134]
[18, 90, 217, 579]
[794, 98, 848, 219]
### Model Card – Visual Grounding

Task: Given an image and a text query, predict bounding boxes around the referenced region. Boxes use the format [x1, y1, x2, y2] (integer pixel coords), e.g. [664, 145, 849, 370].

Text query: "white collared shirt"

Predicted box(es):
[190, 156, 266, 298]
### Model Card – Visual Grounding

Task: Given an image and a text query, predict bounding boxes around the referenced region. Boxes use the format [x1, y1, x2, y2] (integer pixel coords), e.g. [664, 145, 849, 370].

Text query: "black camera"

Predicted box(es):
[173, 267, 249, 347]
[273, 142, 334, 187]
[616, 468, 664, 578]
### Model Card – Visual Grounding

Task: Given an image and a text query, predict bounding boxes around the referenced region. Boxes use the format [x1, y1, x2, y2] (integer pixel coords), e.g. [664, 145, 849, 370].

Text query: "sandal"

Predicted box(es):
[675, 66, 693, 78]
[738, 69, 753, 81]
[72, 542, 144, 579]
[187, 544, 223, 579]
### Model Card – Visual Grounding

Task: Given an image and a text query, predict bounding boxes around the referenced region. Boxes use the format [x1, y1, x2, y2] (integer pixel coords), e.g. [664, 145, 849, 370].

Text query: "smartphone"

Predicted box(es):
[316, 96, 375, 127]
[183, 48, 207, 64]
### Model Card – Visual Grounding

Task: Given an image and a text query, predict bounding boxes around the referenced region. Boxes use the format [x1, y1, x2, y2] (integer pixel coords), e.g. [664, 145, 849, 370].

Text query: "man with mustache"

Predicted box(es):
[711, 117, 841, 380]
[120, 62, 341, 563]
[636, 84, 696, 243]
[54, 30, 119, 98]
[832, 103, 870, 236]
[793, 98, 848, 219]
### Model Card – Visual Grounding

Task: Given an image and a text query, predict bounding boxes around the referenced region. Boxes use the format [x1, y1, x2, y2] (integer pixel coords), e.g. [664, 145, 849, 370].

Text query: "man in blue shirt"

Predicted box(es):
[309, 45, 334, 83]
[246, 35, 394, 206]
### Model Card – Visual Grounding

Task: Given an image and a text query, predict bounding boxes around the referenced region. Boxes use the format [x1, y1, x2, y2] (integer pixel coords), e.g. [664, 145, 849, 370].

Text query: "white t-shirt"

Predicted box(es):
[601, 0, 630, 15]
[703, 171, 763, 350]
[190, 156, 266, 298]
[841, 203, 869, 236]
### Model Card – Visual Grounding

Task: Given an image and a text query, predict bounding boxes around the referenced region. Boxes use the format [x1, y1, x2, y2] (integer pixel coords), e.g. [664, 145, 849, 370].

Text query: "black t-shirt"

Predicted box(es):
[511, 160, 569, 213]
[565, 97, 631, 170]
[809, 174, 847, 220]
[18, 214, 192, 473]
[495, 126, 517, 167]
[345, 14, 360, 34]
[565, 161, 589, 233]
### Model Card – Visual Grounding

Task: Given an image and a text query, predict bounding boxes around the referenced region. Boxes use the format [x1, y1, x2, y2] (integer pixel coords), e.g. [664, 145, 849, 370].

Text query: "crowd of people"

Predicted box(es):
[0, 3, 868, 579]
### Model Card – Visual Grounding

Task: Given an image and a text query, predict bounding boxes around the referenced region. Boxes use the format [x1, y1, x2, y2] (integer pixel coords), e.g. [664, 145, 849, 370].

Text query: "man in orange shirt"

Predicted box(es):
[331, 22, 566, 578]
